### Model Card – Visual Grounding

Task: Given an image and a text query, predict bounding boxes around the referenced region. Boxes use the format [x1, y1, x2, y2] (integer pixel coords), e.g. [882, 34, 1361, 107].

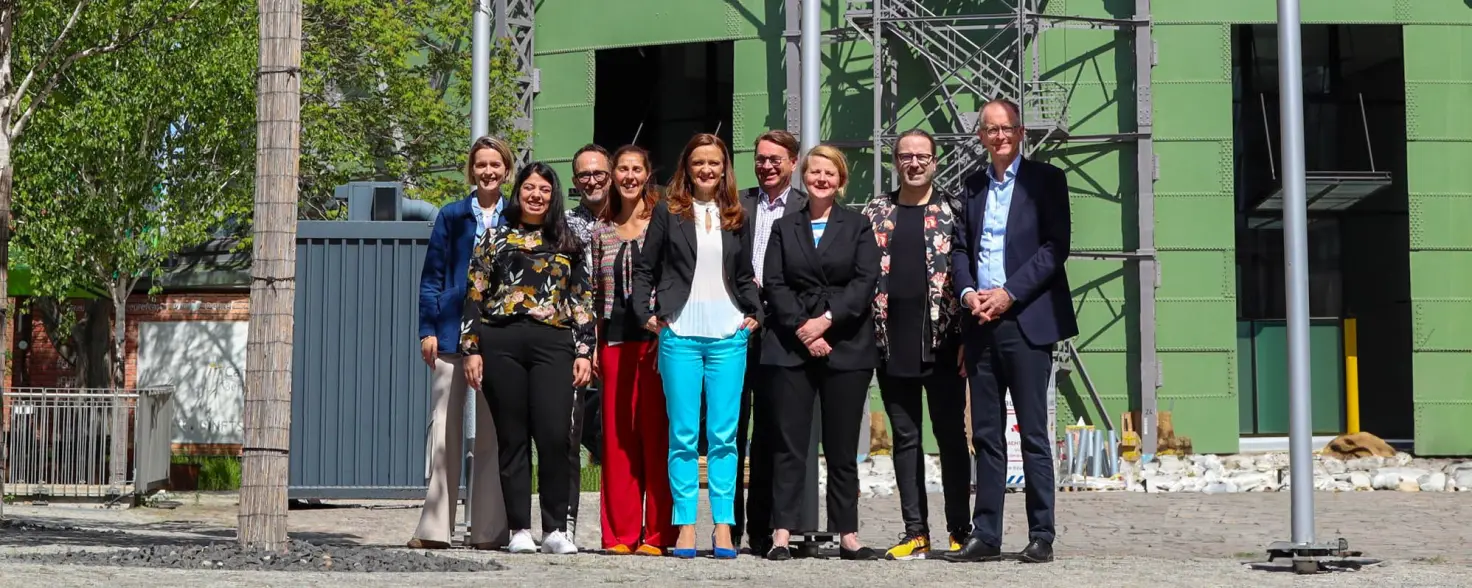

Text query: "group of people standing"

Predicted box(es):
[408, 98, 1078, 564]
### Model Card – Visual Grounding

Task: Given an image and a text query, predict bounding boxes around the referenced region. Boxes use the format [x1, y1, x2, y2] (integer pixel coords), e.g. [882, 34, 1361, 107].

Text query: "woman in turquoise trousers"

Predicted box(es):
[631, 133, 762, 559]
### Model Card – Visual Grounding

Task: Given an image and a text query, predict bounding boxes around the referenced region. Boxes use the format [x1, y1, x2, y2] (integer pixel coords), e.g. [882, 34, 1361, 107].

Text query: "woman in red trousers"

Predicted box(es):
[591, 145, 673, 555]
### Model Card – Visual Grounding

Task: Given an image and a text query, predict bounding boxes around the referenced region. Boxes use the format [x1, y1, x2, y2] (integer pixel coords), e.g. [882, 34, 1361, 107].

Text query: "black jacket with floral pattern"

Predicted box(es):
[860, 190, 965, 361]
[460, 225, 596, 359]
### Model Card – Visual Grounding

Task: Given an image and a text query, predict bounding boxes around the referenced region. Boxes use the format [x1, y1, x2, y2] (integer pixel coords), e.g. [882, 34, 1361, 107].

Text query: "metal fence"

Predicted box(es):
[2, 387, 175, 500]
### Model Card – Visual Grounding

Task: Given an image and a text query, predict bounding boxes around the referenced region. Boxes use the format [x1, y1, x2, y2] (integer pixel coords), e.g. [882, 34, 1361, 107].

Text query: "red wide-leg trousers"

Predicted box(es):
[598, 339, 675, 548]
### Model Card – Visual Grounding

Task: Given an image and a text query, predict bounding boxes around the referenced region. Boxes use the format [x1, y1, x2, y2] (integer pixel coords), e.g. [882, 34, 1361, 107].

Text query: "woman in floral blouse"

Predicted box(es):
[462, 162, 596, 556]
[589, 145, 673, 556]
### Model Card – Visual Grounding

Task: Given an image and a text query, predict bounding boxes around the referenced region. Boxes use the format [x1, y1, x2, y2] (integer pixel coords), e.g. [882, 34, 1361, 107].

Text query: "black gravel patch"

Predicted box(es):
[1, 538, 505, 573]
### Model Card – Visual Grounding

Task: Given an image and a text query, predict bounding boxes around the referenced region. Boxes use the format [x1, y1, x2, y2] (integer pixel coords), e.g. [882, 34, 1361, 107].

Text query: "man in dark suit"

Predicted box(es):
[944, 99, 1078, 564]
[733, 129, 807, 555]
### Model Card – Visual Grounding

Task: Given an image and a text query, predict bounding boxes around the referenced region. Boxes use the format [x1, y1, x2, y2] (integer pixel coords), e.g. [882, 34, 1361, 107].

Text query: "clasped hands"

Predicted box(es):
[963, 288, 1014, 323]
[797, 314, 832, 357]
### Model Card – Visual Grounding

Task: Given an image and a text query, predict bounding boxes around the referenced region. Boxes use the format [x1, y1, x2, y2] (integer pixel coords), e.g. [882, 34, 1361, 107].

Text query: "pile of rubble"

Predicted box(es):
[1117, 453, 1472, 494]
[837, 453, 1472, 496]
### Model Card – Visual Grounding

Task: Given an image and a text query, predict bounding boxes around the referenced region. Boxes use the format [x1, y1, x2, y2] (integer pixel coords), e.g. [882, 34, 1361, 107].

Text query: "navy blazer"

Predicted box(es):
[418, 194, 490, 354]
[950, 158, 1079, 346]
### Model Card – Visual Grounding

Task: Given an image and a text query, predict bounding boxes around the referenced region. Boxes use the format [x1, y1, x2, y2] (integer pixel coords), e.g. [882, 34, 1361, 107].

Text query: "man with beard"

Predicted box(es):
[564, 143, 613, 541]
[734, 130, 807, 555]
[861, 129, 972, 560]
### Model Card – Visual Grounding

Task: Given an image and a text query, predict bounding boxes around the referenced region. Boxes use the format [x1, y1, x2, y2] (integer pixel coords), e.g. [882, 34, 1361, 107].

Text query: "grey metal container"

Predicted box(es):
[289, 219, 449, 499]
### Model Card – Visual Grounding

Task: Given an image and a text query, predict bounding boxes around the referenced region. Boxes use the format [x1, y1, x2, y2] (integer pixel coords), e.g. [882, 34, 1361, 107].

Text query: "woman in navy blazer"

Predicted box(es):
[409, 136, 514, 550]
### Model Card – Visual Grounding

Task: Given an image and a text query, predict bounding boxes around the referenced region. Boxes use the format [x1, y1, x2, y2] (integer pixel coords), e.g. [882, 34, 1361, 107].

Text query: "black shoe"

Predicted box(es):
[766, 545, 793, 561]
[941, 536, 1003, 562]
[839, 546, 880, 561]
[1019, 539, 1053, 563]
[749, 537, 772, 557]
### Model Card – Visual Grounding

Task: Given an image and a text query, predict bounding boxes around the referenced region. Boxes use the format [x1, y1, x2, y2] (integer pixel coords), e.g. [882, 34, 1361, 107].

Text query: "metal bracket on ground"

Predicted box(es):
[1248, 538, 1383, 575]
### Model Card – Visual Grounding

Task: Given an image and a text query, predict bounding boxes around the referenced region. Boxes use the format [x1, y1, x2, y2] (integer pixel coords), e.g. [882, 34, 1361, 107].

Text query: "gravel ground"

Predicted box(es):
[2, 490, 1469, 586]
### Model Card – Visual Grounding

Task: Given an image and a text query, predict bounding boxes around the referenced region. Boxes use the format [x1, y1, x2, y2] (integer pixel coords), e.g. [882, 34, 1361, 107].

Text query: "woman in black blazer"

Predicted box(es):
[760, 145, 881, 561]
[630, 133, 762, 559]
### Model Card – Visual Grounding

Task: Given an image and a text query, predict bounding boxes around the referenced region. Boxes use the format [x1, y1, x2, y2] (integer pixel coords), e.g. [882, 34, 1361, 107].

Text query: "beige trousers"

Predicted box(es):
[412, 354, 509, 545]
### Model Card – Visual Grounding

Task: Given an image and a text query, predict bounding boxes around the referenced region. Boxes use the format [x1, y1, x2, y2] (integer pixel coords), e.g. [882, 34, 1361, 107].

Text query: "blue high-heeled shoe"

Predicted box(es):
[712, 532, 738, 560]
[671, 541, 697, 559]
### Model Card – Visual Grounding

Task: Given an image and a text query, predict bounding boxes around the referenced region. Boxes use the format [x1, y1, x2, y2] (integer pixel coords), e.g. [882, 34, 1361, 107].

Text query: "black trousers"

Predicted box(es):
[769, 363, 871, 534]
[734, 343, 775, 546]
[479, 320, 578, 534]
[877, 356, 971, 538]
[964, 317, 1055, 546]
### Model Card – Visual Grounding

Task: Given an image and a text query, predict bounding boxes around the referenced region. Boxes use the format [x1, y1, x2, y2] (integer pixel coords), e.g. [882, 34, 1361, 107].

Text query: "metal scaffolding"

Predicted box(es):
[495, 0, 537, 167]
[810, 0, 1161, 455]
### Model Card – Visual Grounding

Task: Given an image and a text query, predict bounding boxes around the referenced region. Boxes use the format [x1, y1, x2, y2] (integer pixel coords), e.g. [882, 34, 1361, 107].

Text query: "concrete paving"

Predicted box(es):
[1, 490, 1468, 586]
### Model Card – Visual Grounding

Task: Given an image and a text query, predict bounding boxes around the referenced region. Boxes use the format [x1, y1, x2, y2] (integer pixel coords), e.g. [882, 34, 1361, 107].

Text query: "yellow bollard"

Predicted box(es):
[1344, 317, 1360, 434]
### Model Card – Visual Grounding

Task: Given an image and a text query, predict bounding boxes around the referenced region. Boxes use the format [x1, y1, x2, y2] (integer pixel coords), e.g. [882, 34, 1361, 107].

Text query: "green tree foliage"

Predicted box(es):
[300, 0, 524, 214]
[12, 0, 255, 386]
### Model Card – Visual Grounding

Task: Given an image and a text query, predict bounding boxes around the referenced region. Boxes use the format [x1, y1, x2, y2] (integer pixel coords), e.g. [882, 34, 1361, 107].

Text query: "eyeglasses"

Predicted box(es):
[896, 153, 934, 165]
[574, 170, 610, 182]
[755, 155, 787, 167]
[982, 125, 1019, 138]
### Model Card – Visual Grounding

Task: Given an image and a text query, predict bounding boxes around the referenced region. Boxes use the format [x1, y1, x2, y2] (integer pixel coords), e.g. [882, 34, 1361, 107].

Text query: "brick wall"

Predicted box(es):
[15, 293, 249, 389]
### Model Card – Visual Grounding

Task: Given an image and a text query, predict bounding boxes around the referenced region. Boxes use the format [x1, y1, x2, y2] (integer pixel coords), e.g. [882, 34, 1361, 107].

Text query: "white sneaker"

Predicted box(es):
[507, 529, 537, 554]
[540, 530, 579, 554]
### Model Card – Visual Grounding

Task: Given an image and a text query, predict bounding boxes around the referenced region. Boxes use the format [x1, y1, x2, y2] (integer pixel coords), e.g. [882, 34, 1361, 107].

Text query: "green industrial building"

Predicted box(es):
[507, 0, 1472, 455]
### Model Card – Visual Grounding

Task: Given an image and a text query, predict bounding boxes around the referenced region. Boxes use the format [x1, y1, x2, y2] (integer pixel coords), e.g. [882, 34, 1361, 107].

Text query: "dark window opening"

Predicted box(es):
[1231, 24, 1411, 439]
[594, 42, 735, 186]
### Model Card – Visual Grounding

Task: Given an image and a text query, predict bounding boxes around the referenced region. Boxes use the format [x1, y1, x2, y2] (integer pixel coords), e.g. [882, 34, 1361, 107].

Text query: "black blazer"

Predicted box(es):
[760, 203, 881, 371]
[950, 157, 1079, 346]
[631, 200, 763, 328]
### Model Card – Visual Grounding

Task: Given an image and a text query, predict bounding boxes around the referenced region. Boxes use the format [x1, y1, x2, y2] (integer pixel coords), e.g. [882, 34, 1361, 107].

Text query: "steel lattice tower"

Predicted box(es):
[812, 0, 1163, 456]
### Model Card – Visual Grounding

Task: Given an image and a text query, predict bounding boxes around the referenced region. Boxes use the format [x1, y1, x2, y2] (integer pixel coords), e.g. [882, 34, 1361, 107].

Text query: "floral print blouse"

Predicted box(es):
[861, 190, 966, 359]
[459, 225, 596, 359]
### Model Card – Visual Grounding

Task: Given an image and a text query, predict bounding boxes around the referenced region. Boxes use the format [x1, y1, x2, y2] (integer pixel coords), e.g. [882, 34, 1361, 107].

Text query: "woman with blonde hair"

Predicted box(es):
[631, 133, 762, 559]
[410, 135, 515, 550]
[760, 145, 881, 561]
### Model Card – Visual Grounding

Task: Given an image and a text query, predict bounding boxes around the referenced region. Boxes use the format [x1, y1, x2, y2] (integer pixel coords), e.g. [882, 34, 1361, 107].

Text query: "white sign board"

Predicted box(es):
[137, 321, 248, 445]
[1004, 367, 1059, 489]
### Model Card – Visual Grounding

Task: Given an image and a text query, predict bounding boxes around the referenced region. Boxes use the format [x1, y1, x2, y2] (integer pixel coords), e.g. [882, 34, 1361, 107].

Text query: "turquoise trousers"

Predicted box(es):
[658, 327, 749, 526]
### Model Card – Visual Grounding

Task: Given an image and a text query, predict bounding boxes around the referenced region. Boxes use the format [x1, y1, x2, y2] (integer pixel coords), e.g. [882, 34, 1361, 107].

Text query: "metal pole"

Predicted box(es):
[798, 0, 826, 540]
[472, 0, 491, 140]
[871, 0, 883, 199]
[800, 0, 820, 154]
[1275, 0, 1315, 546]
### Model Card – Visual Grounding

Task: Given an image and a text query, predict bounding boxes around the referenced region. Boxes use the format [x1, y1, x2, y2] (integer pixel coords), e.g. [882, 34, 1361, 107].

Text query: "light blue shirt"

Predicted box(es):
[470, 191, 507, 238]
[973, 157, 1019, 298]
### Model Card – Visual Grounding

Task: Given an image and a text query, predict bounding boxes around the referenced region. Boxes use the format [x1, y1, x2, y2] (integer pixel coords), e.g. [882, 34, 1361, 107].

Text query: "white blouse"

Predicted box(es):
[668, 199, 746, 339]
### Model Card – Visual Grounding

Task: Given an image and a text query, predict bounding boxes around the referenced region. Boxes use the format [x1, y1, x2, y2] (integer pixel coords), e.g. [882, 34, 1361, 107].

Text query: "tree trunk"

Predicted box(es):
[1, 135, 11, 521]
[108, 291, 128, 487]
[238, 0, 301, 552]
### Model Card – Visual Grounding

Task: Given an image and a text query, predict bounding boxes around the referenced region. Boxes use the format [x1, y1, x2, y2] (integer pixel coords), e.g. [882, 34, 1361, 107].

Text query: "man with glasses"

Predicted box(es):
[945, 99, 1077, 564]
[860, 129, 972, 560]
[735, 130, 807, 556]
[568, 144, 612, 255]
[564, 143, 614, 543]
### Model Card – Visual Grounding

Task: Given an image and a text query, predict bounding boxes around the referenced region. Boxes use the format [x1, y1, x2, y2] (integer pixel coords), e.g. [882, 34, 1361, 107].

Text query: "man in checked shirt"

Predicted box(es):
[732, 130, 809, 556]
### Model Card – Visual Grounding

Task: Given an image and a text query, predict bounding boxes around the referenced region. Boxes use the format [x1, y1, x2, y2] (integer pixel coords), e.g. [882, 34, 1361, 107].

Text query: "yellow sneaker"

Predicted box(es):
[885, 533, 931, 561]
[606, 544, 633, 555]
[949, 535, 963, 551]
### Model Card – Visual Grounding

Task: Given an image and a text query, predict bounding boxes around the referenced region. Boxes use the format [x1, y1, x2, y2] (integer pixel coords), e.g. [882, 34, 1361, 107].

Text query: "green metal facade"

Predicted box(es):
[531, 0, 1472, 455]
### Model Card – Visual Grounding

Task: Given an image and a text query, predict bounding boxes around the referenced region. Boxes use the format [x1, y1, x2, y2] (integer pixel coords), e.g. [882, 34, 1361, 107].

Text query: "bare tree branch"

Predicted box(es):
[10, 0, 205, 138]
